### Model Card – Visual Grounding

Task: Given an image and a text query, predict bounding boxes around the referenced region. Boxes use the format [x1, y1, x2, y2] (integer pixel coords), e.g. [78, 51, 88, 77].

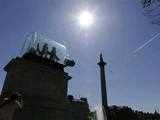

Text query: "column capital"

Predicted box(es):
[97, 53, 106, 66]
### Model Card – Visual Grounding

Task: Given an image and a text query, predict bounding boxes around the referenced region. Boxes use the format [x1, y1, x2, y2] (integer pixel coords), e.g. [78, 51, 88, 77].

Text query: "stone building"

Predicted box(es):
[0, 33, 90, 120]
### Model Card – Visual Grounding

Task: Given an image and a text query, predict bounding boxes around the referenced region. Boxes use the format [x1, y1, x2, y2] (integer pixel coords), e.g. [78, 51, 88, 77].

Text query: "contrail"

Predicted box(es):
[133, 33, 160, 54]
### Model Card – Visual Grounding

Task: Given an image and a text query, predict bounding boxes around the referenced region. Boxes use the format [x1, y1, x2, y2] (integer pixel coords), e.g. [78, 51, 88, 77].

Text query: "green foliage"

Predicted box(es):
[88, 111, 97, 120]
[108, 105, 160, 120]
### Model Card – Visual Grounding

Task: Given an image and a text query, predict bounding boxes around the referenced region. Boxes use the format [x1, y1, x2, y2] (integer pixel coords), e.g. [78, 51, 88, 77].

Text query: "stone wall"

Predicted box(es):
[67, 96, 90, 120]
[0, 54, 90, 120]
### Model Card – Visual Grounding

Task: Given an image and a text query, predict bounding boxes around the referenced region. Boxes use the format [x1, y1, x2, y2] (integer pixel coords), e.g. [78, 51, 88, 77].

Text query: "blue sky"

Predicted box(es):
[0, 0, 160, 112]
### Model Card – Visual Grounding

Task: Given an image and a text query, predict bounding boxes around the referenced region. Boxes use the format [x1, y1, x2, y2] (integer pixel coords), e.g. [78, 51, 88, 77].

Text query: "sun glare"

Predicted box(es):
[77, 10, 94, 28]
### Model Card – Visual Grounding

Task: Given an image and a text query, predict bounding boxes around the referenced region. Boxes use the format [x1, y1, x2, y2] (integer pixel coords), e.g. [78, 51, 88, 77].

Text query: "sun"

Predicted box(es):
[77, 10, 94, 28]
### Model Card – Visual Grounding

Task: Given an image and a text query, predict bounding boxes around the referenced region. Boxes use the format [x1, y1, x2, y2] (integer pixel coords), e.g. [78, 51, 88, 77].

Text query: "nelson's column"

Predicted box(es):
[97, 53, 108, 119]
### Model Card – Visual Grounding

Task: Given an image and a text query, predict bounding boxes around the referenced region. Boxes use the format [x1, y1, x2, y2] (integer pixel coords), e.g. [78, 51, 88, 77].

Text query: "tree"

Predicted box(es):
[140, 0, 152, 8]
[139, 0, 160, 25]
